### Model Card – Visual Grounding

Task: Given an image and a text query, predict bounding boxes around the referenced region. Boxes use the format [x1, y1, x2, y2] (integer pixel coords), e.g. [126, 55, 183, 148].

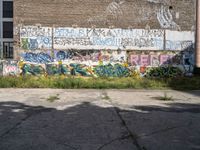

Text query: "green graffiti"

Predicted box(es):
[46, 64, 69, 75]
[94, 64, 130, 77]
[21, 38, 29, 50]
[70, 64, 92, 77]
[22, 64, 45, 76]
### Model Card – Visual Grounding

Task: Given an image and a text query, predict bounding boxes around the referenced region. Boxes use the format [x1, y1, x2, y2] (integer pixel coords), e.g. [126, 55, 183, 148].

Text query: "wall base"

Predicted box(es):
[193, 67, 200, 75]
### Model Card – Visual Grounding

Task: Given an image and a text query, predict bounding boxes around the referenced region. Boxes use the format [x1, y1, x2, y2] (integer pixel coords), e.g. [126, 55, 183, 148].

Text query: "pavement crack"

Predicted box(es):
[57, 142, 79, 150]
[114, 107, 145, 150]
[0, 108, 52, 139]
[42, 133, 79, 150]
[139, 124, 189, 138]
[0, 115, 32, 139]
[102, 91, 145, 150]
[97, 135, 131, 150]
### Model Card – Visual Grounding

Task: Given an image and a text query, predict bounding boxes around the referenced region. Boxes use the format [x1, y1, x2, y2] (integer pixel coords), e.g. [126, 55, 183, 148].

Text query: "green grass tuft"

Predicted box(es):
[47, 94, 60, 102]
[158, 92, 174, 101]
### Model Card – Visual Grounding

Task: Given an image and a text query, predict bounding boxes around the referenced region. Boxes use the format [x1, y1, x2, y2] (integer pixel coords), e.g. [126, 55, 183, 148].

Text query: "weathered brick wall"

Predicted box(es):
[14, 0, 196, 30]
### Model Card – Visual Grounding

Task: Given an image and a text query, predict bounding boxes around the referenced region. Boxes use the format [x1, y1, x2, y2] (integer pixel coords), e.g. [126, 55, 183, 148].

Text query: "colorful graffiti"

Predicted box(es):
[9, 26, 197, 78]
[20, 50, 127, 64]
[22, 52, 53, 64]
[94, 64, 130, 77]
[20, 26, 52, 50]
[129, 52, 194, 67]
[2, 61, 19, 76]
[53, 28, 164, 50]
[46, 64, 69, 75]
[21, 64, 45, 76]
[16, 49, 194, 77]
[20, 63, 130, 77]
[46, 63, 93, 76]
[20, 26, 195, 52]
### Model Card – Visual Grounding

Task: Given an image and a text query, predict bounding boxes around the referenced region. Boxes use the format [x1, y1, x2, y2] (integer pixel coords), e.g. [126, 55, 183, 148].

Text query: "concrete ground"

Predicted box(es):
[0, 89, 200, 150]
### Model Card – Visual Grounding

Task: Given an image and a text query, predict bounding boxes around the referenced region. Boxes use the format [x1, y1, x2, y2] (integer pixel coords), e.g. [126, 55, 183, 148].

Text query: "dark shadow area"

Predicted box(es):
[132, 103, 200, 113]
[0, 101, 200, 150]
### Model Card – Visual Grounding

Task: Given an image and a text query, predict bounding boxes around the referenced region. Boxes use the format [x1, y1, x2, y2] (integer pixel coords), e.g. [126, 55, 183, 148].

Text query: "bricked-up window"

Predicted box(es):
[3, 1, 13, 18]
[3, 22, 13, 38]
[3, 42, 13, 59]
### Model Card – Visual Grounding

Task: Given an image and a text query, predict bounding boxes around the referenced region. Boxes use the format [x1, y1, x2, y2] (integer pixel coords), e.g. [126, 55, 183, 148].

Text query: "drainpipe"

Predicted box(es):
[195, 0, 200, 74]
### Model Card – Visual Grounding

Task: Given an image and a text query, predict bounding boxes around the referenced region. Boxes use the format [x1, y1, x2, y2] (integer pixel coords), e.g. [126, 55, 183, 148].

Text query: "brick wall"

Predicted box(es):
[14, 0, 196, 30]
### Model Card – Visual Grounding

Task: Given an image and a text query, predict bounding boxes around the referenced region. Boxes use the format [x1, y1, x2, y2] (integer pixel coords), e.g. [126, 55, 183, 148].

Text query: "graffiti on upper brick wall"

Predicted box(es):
[20, 26, 52, 50]
[157, 6, 180, 30]
[88, 0, 125, 25]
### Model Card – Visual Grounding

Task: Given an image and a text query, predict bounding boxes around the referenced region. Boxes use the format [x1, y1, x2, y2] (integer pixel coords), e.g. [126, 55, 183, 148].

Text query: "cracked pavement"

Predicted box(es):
[0, 89, 200, 150]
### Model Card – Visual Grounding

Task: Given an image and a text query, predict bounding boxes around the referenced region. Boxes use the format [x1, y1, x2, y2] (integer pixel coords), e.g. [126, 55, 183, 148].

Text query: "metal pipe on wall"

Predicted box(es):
[196, 0, 200, 68]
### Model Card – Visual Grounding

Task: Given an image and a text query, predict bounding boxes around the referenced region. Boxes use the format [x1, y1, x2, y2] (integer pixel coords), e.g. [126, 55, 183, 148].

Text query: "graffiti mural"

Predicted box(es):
[46, 64, 69, 76]
[94, 64, 130, 77]
[2, 61, 19, 76]
[128, 50, 194, 77]
[157, 5, 180, 30]
[20, 26, 52, 50]
[19, 50, 128, 77]
[53, 28, 164, 50]
[21, 64, 46, 76]
[11, 26, 196, 78]
[129, 51, 194, 67]
[21, 52, 53, 64]
[21, 50, 127, 65]
[19, 26, 195, 52]
[166, 30, 195, 51]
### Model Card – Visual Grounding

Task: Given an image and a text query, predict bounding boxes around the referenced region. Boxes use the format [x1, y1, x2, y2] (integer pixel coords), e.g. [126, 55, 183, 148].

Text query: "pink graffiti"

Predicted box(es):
[160, 55, 173, 65]
[140, 55, 149, 66]
[130, 55, 139, 66]
[4, 66, 18, 74]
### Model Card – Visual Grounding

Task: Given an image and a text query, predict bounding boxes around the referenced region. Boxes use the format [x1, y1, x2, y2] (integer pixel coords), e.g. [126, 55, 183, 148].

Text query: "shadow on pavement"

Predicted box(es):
[0, 101, 200, 150]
